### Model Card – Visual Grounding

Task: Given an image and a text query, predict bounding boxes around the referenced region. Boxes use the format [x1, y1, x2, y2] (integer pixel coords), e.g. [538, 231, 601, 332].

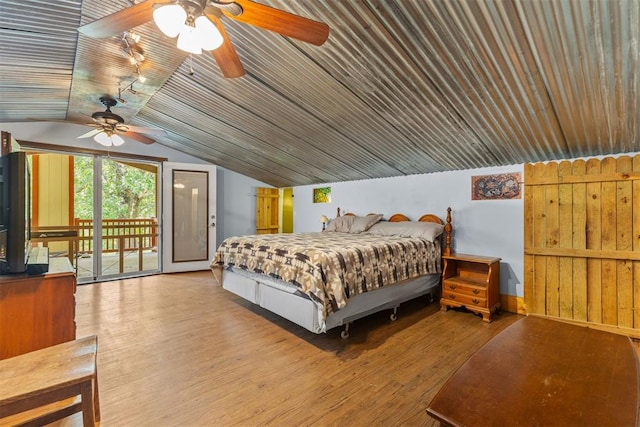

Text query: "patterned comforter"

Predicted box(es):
[212, 232, 442, 318]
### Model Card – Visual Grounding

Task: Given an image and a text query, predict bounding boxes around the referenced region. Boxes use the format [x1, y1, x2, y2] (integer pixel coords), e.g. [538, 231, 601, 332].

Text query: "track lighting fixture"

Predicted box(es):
[136, 67, 147, 83]
[121, 31, 147, 84]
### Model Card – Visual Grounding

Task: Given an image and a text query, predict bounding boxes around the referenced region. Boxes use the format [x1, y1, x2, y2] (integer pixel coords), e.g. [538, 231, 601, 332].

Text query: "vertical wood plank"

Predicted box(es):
[585, 158, 602, 323]
[545, 162, 560, 317]
[523, 163, 535, 314]
[616, 156, 633, 328]
[532, 162, 547, 315]
[558, 161, 574, 319]
[601, 157, 618, 325]
[571, 160, 587, 321]
[634, 155, 640, 329]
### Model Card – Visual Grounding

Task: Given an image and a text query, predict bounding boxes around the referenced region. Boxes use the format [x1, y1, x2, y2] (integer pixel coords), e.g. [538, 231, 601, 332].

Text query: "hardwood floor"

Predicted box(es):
[32, 270, 521, 426]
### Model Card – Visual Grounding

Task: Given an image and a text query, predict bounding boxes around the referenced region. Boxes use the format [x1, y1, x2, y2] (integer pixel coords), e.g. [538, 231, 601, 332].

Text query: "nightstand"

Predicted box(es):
[440, 253, 501, 322]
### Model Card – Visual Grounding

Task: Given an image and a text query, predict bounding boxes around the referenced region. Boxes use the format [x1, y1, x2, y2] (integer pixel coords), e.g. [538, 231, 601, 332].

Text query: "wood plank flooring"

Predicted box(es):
[19, 270, 521, 426]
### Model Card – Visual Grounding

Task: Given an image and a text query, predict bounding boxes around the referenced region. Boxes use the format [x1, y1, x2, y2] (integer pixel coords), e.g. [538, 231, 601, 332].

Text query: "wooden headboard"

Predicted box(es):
[335, 207, 453, 255]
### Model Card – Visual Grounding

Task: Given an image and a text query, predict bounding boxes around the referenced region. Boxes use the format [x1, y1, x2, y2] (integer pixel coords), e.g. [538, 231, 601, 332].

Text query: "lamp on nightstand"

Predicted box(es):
[320, 215, 329, 231]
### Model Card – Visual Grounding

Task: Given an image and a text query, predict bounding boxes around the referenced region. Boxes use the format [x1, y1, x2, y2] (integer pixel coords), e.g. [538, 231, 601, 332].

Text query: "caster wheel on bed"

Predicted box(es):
[341, 323, 350, 339]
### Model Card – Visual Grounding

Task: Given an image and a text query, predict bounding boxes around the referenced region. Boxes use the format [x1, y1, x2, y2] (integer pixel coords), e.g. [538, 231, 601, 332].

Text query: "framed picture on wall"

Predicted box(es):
[472, 172, 521, 200]
[313, 187, 331, 203]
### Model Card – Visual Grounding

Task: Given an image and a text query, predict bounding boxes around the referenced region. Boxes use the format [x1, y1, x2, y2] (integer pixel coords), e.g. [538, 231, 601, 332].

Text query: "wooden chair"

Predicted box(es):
[0, 335, 100, 426]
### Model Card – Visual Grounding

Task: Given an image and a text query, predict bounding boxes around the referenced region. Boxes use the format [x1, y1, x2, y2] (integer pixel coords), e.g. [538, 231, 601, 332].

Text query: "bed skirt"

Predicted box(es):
[222, 267, 441, 334]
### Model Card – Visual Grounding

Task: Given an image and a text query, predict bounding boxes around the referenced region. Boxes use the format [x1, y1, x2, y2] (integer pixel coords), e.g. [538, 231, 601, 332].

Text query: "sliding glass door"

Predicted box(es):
[29, 152, 160, 283]
[29, 150, 216, 281]
[94, 157, 160, 281]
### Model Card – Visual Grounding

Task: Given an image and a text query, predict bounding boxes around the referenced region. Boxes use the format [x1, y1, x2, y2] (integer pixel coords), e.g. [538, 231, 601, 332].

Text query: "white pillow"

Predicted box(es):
[325, 215, 355, 232]
[349, 214, 383, 233]
[366, 221, 444, 241]
[325, 214, 383, 233]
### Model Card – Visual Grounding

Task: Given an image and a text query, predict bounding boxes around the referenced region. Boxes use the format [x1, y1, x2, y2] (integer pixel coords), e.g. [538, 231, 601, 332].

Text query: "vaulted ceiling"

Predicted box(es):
[1, 0, 639, 187]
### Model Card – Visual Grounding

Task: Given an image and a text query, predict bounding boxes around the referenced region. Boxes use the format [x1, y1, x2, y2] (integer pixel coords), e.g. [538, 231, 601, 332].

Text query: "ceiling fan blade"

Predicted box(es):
[27, 118, 98, 127]
[225, 0, 329, 46]
[205, 13, 245, 78]
[78, 128, 103, 139]
[126, 125, 167, 136]
[77, 0, 174, 38]
[123, 131, 156, 145]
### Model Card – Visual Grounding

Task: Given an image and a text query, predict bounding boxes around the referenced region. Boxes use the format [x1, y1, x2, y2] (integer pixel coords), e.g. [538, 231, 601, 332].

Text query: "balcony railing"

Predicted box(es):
[73, 218, 158, 254]
[31, 218, 159, 274]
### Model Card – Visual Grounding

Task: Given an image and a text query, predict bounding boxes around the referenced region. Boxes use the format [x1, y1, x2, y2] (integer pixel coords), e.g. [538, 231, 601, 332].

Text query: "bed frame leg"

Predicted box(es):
[390, 307, 398, 321]
[341, 323, 350, 339]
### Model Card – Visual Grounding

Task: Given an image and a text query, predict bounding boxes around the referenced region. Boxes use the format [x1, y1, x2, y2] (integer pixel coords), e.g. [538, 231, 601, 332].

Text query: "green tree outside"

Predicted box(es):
[74, 156, 156, 220]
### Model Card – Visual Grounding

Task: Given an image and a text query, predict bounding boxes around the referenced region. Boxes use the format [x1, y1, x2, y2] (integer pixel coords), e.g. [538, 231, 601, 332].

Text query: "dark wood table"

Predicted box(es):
[427, 316, 640, 427]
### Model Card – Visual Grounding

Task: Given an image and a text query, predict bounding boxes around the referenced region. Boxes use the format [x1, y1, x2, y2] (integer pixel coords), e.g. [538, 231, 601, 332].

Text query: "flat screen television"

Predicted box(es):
[0, 151, 31, 274]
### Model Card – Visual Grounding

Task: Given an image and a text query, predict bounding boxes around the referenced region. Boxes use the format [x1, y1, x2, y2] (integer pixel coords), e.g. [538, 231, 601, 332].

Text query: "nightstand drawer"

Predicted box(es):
[443, 292, 487, 308]
[443, 280, 487, 299]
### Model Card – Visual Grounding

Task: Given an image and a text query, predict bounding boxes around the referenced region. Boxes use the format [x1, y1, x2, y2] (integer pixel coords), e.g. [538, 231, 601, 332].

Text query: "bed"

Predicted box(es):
[211, 208, 453, 338]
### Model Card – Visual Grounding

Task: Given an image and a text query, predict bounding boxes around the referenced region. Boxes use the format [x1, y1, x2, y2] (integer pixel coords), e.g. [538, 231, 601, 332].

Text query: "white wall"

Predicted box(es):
[292, 165, 524, 298]
[216, 168, 271, 243]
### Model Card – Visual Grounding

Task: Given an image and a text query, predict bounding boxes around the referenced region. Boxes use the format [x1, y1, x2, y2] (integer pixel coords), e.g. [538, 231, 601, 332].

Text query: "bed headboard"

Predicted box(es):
[335, 207, 453, 255]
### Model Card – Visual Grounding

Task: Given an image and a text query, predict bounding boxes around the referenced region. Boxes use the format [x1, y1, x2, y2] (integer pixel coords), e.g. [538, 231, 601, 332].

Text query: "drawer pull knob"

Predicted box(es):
[472, 298, 479, 304]
[449, 294, 456, 299]
[472, 289, 479, 295]
[448, 284, 457, 289]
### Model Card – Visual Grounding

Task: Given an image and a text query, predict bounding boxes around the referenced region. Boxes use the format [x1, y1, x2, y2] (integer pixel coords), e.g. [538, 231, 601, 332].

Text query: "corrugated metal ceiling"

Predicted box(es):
[1, 0, 639, 187]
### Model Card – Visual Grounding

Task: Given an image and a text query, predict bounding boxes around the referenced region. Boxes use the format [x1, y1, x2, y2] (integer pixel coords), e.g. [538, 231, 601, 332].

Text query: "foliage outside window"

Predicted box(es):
[74, 157, 156, 219]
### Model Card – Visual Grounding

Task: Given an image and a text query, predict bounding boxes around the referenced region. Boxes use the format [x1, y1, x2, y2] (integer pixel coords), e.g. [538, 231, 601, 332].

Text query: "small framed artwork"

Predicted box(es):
[313, 186, 331, 203]
[472, 172, 521, 200]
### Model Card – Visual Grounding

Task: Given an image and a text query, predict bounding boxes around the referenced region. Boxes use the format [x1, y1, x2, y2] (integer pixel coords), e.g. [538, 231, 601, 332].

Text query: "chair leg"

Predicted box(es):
[93, 368, 100, 422]
[80, 381, 95, 427]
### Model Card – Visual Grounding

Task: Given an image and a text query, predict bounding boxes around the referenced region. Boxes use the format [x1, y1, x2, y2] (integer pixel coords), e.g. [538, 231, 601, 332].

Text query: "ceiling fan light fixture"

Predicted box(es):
[94, 132, 125, 147]
[177, 24, 203, 54]
[153, 4, 187, 38]
[111, 134, 125, 146]
[195, 15, 223, 51]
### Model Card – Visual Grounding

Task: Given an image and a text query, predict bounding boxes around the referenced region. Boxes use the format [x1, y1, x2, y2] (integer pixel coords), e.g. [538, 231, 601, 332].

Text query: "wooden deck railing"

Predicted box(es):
[73, 218, 158, 254]
[31, 218, 159, 274]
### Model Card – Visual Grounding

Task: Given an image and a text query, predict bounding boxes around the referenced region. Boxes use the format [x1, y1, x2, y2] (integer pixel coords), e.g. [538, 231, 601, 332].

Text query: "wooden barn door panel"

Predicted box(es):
[524, 154, 640, 336]
[256, 187, 279, 234]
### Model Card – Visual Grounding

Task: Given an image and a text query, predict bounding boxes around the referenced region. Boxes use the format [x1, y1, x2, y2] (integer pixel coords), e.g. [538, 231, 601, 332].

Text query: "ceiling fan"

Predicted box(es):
[77, 0, 330, 78]
[77, 96, 164, 146]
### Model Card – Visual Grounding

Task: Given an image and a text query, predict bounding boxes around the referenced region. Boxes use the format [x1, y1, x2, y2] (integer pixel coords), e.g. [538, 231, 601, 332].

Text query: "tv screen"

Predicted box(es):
[0, 151, 31, 274]
[0, 229, 7, 262]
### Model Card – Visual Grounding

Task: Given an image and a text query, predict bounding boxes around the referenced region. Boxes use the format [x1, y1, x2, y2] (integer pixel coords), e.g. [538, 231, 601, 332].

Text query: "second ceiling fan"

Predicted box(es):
[77, 96, 165, 146]
[77, 0, 330, 78]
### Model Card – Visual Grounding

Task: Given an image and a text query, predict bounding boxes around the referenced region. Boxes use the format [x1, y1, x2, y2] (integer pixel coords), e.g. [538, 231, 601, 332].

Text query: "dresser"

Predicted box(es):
[0, 258, 76, 359]
[440, 253, 500, 322]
